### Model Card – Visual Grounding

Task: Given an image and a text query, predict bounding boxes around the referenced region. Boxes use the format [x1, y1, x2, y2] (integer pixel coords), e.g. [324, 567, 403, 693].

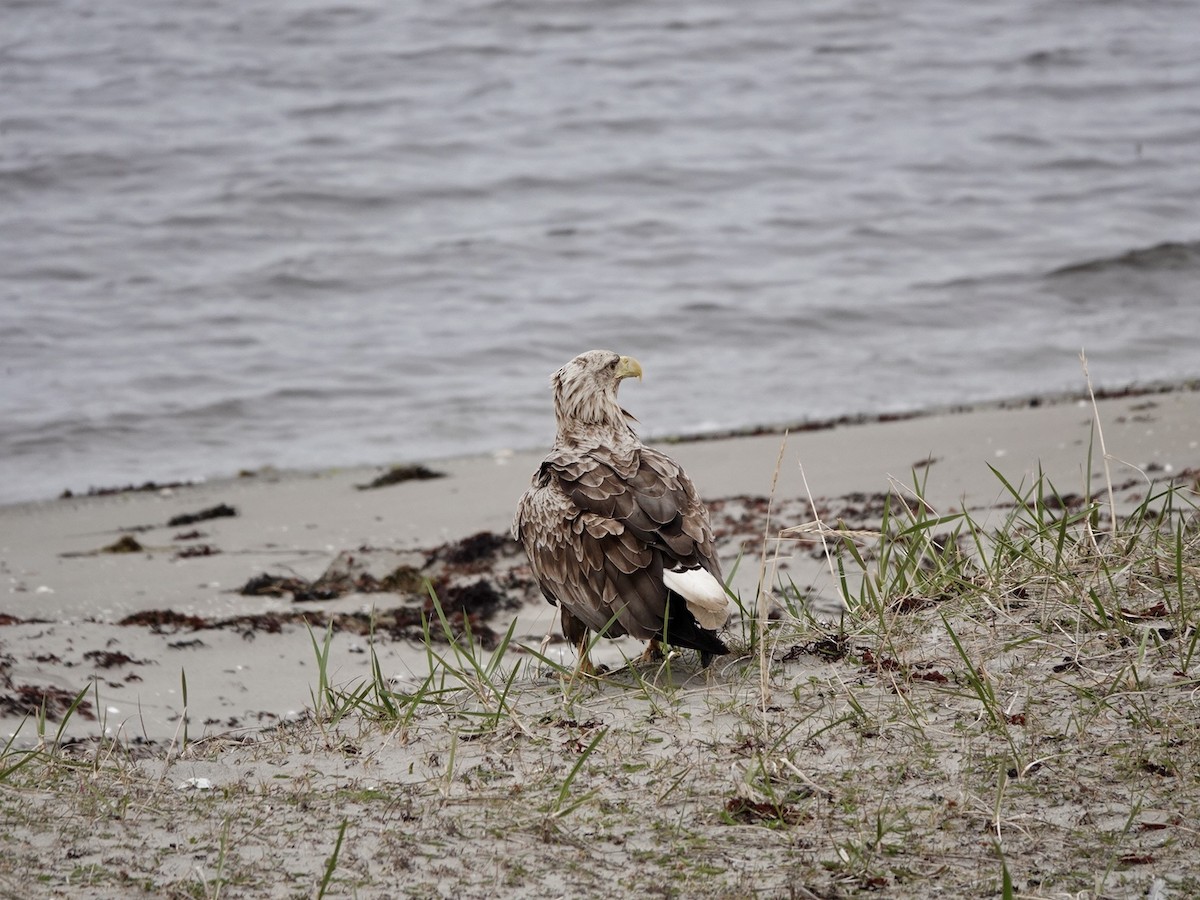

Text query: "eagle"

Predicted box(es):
[513, 350, 731, 674]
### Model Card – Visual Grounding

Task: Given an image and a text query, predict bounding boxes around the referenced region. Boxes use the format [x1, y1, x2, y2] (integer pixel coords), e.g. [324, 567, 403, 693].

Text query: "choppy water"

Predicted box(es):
[3, 0, 1198, 504]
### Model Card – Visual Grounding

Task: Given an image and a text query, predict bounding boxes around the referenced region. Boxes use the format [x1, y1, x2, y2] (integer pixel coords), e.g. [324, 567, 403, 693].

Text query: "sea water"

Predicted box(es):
[2, 0, 1198, 503]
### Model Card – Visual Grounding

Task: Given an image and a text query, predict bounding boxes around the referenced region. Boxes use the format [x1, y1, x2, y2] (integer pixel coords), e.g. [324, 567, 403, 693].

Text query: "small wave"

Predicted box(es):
[1048, 241, 1200, 277]
[0, 161, 58, 190]
[256, 187, 402, 211]
[155, 213, 232, 229]
[1034, 156, 1123, 172]
[813, 43, 890, 55]
[0, 115, 54, 134]
[1019, 48, 1086, 69]
[8, 265, 93, 282]
[286, 97, 402, 119]
[284, 5, 382, 31]
[258, 271, 355, 293]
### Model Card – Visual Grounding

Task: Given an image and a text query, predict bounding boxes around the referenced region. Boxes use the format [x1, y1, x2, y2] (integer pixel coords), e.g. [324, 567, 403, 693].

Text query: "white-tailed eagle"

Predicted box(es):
[513, 350, 731, 674]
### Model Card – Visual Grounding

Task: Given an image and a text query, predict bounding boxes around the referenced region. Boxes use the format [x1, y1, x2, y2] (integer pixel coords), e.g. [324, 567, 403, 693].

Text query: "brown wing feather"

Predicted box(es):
[513, 445, 723, 644]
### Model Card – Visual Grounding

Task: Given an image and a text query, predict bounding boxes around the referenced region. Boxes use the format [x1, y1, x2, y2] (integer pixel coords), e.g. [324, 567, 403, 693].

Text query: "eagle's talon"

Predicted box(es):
[640, 639, 664, 664]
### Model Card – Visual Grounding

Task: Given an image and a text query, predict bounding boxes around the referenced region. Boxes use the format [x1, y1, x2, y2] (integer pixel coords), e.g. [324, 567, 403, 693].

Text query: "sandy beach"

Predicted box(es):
[2, 385, 1199, 898]
[3, 384, 1198, 742]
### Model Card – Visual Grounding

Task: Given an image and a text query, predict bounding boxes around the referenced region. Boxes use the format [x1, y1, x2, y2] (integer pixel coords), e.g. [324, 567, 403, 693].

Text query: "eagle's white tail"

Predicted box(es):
[662, 566, 730, 631]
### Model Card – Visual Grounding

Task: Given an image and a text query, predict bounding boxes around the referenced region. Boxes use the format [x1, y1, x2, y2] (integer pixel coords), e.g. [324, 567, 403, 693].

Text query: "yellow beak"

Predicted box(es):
[615, 356, 643, 382]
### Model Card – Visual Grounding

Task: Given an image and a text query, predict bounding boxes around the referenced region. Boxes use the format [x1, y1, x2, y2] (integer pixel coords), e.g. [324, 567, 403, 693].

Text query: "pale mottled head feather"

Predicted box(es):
[552, 350, 639, 449]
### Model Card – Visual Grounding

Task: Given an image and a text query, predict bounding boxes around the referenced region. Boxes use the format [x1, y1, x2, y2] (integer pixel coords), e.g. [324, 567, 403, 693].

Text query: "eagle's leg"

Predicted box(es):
[639, 639, 664, 664]
[561, 608, 597, 677]
[575, 636, 597, 677]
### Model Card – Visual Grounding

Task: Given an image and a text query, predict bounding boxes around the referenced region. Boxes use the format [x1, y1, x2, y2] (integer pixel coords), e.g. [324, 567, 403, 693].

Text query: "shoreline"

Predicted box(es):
[17, 376, 1200, 511]
[658, 376, 1200, 444]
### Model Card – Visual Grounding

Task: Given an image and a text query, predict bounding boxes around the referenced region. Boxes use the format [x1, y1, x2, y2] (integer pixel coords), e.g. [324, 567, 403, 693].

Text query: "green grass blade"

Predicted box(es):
[315, 818, 348, 899]
[551, 726, 609, 817]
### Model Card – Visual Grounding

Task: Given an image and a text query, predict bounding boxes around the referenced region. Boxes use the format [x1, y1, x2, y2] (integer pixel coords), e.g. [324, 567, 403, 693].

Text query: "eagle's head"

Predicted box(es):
[551, 350, 642, 441]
